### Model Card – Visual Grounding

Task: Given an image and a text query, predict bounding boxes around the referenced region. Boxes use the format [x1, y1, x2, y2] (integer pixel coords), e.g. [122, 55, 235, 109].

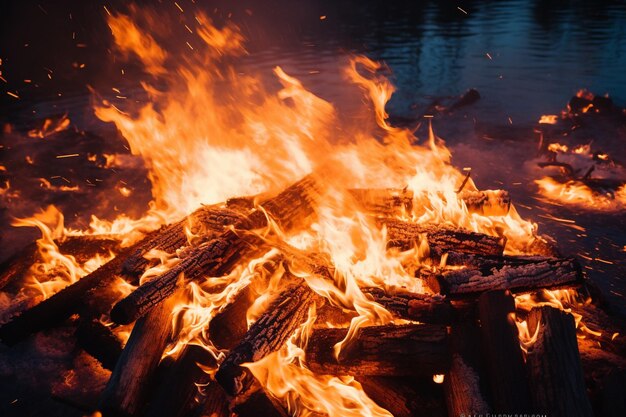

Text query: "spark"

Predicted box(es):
[56, 153, 80, 159]
[174, 2, 184, 13]
[320, 15, 327, 20]
[103, 5, 112, 16]
[6, 91, 19, 99]
[457, 6, 468, 15]
[486, 52, 493, 60]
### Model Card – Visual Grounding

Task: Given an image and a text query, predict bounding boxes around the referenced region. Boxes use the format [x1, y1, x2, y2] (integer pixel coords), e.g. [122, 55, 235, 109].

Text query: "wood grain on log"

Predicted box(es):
[458, 189, 510, 216]
[362, 287, 456, 324]
[215, 283, 314, 397]
[111, 175, 320, 325]
[121, 207, 248, 277]
[381, 218, 504, 256]
[478, 291, 531, 413]
[427, 257, 582, 297]
[98, 290, 181, 417]
[349, 188, 413, 216]
[444, 323, 491, 416]
[304, 324, 449, 377]
[526, 306, 593, 417]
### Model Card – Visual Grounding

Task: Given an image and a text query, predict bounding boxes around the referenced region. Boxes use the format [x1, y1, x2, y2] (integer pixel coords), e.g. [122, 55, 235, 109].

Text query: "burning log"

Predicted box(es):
[230, 389, 289, 417]
[458, 189, 511, 216]
[425, 257, 582, 297]
[143, 266, 269, 417]
[304, 324, 449, 377]
[381, 218, 504, 256]
[0, 235, 120, 292]
[215, 283, 314, 397]
[0, 235, 146, 345]
[198, 383, 230, 417]
[362, 287, 456, 324]
[478, 290, 531, 413]
[75, 319, 123, 371]
[348, 188, 413, 216]
[111, 175, 320, 325]
[444, 323, 491, 416]
[121, 206, 248, 277]
[526, 306, 594, 417]
[98, 290, 182, 417]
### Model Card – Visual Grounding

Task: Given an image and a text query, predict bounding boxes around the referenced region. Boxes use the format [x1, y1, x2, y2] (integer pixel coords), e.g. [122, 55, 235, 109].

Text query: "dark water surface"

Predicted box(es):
[1, 0, 625, 312]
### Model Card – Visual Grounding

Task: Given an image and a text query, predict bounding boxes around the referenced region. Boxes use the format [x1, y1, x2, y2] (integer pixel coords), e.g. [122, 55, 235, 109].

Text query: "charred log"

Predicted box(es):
[359, 376, 448, 417]
[478, 290, 531, 413]
[75, 319, 123, 371]
[304, 324, 449, 377]
[426, 257, 582, 297]
[0, 235, 120, 292]
[381, 218, 504, 256]
[444, 322, 491, 416]
[215, 283, 314, 397]
[526, 306, 594, 417]
[111, 175, 320, 325]
[362, 287, 456, 324]
[121, 207, 248, 278]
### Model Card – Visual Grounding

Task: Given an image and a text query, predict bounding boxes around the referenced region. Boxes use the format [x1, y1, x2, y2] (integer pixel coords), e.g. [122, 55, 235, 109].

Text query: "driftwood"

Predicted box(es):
[478, 291, 531, 413]
[121, 207, 247, 278]
[215, 283, 314, 397]
[362, 287, 456, 324]
[381, 218, 504, 256]
[304, 324, 449, 377]
[425, 257, 582, 297]
[444, 323, 491, 416]
[98, 290, 181, 417]
[0, 235, 120, 292]
[526, 306, 594, 417]
[111, 176, 320, 325]
[75, 319, 123, 371]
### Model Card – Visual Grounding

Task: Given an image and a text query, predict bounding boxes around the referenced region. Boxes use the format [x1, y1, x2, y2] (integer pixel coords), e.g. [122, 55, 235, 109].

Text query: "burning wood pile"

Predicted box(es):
[1, 8, 626, 417]
[2, 173, 624, 417]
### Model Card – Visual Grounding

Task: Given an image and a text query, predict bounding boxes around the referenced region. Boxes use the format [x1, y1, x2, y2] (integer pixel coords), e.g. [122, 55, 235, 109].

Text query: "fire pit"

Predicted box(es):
[1, 2, 626, 417]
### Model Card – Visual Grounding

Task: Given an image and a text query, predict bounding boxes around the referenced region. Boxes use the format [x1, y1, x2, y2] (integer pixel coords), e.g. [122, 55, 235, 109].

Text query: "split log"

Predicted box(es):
[381, 218, 504, 256]
[526, 306, 594, 417]
[362, 287, 456, 324]
[75, 319, 123, 371]
[215, 283, 314, 397]
[359, 376, 448, 417]
[478, 290, 531, 413]
[111, 175, 320, 325]
[426, 257, 582, 297]
[304, 324, 449, 377]
[98, 290, 182, 417]
[121, 207, 248, 277]
[0, 235, 120, 292]
[444, 322, 491, 416]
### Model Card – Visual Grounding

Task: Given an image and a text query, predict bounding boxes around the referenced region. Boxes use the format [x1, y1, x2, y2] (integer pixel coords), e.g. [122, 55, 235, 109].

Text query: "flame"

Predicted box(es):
[11, 206, 115, 300]
[538, 114, 558, 124]
[536, 177, 626, 211]
[6, 8, 565, 414]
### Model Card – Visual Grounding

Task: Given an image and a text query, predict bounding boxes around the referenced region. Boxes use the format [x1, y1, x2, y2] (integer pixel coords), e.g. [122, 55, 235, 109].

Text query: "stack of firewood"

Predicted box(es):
[1, 175, 624, 417]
